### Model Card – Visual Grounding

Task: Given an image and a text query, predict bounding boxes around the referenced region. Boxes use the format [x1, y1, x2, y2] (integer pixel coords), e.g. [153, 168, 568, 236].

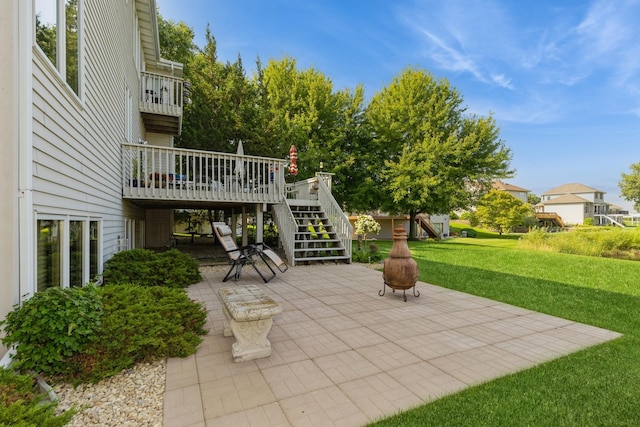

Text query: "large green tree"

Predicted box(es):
[475, 190, 533, 235]
[619, 162, 640, 212]
[367, 66, 513, 237]
[257, 56, 344, 174]
[157, 15, 198, 67]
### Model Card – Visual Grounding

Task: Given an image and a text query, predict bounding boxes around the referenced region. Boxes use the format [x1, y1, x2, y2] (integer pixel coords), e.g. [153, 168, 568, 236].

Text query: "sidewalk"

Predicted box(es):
[163, 264, 621, 427]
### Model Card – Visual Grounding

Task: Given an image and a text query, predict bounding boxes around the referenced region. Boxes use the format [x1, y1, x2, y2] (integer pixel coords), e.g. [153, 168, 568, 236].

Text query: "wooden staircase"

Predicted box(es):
[416, 214, 441, 239]
[288, 200, 351, 265]
[536, 212, 565, 229]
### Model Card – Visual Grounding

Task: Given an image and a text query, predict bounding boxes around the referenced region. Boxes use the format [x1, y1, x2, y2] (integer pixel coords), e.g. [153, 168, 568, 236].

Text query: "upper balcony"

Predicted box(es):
[122, 143, 287, 208]
[139, 71, 184, 135]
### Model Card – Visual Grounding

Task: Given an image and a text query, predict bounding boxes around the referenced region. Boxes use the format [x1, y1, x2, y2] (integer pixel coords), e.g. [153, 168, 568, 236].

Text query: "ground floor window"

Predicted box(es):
[36, 216, 102, 291]
[37, 219, 62, 292]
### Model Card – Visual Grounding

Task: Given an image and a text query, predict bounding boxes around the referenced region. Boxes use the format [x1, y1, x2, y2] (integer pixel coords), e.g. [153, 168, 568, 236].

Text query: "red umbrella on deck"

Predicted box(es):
[288, 145, 298, 176]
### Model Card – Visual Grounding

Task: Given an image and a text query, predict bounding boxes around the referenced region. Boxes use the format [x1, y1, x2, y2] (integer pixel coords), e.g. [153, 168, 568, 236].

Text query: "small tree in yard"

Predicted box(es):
[619, 161, 640, 212]
[355, 214, 381, 250]
[475, 190, 533, 235]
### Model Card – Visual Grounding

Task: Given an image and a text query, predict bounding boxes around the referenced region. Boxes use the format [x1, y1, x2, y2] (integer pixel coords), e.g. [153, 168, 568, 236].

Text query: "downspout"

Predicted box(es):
[18, 0, 34, 303]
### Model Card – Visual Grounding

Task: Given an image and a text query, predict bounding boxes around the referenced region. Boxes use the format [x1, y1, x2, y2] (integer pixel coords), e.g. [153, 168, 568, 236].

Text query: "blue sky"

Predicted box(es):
[157, 0, 640, 213]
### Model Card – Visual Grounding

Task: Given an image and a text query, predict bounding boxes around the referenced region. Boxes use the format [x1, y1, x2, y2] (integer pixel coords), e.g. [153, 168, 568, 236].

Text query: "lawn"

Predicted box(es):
[367, 234, 640, 426]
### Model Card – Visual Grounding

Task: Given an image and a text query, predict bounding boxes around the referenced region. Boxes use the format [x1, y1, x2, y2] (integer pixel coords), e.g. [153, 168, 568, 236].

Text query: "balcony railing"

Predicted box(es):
[122, 143, 287, 205]
[139, 71, 184, 134]
[140, 71, 183, 116]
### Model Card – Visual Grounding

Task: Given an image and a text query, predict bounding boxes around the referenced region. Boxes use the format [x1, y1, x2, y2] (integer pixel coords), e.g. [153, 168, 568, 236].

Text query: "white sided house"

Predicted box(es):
[349, 213, 450, 240]
[536, 183, 623, 227]
[1, 0, 351, 360]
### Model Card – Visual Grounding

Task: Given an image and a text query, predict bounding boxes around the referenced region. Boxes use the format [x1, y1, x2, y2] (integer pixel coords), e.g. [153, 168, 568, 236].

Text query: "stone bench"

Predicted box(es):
[217, 285, 282, 362]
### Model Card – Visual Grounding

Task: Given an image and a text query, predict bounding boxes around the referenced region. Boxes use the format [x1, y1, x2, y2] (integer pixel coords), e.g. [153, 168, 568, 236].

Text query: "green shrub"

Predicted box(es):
[103, 249, 202, 288]
[66, 284, 207, 383]
[352, 243, 382, 263]
[461, 228, 477, 238]
[0, 286, 103, 376]
[0, 367, 76, 426]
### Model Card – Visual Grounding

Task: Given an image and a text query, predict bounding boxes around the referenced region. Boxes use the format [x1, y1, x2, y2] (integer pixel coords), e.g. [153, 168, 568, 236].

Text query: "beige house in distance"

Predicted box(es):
[492, 180, 530, 204]
[536, 183, 620, 226]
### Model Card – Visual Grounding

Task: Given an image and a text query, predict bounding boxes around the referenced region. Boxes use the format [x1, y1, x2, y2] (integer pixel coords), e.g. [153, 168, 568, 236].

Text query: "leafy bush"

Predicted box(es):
[103, 248, 202, 288]
[352, 243, 383, 263]
[66, 284, 207, 383]
[0, 286, 103, 376]
[0, 368, 76, 426]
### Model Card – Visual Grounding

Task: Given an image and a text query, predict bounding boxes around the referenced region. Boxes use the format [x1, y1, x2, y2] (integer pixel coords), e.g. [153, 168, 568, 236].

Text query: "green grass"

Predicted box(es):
[368, 237, 640, 426]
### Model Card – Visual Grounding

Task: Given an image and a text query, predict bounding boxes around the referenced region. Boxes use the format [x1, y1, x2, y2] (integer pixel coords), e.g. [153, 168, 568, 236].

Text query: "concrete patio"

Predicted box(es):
[163, 264, 621, 427]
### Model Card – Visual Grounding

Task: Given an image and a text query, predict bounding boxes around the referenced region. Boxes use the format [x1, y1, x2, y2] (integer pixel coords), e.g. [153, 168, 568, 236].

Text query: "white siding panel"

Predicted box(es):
[32, 0, 146, 264]
[552, 205, 584, 226]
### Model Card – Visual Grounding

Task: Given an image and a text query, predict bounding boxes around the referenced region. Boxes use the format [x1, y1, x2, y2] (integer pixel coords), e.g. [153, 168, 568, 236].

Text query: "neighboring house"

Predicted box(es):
[1, 1, 352, 360]
[537, 183, 613, 226]
[349, 213, 450, 240]
[492, 180, 530, 204]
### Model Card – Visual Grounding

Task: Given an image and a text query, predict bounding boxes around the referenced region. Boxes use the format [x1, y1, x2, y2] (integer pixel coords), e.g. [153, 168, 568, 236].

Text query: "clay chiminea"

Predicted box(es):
[379, 224, 420, 302]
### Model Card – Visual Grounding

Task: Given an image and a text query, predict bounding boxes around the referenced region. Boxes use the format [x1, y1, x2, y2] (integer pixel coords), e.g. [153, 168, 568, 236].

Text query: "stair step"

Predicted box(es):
[293, 255, 351, 263]
[294, 239, 342, 245]
[293, 248, 345, 254]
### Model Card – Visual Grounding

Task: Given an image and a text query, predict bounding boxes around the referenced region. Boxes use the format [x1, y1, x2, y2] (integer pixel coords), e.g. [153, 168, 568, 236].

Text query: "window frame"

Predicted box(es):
[36, 214, 103, 292]
[33, 0, 83, 98]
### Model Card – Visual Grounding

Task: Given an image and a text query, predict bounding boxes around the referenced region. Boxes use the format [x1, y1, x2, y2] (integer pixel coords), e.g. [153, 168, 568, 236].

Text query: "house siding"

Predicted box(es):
[548, 204, 586, 225]
[0, 0, 20, 357]
[31, 0, 146, 275]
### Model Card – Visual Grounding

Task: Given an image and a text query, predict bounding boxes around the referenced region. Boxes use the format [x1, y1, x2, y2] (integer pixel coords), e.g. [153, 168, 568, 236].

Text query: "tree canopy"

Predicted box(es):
[475, 190, 533, 235]
[619, 162, 640, 212]
[367, 67, 513, 237]
[157, 20, 514, 221]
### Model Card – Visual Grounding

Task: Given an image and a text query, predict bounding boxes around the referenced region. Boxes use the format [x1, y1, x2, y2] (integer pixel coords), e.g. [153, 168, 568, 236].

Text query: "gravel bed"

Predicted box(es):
[53, 359, 166, 427]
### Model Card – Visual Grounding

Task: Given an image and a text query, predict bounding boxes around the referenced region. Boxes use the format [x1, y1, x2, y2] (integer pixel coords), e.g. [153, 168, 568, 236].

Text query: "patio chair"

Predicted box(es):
[213, 222, 286, 283]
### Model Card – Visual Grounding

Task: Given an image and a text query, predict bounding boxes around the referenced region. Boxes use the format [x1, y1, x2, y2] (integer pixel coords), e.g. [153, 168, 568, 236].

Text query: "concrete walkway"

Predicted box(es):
[163, 264, 621, 427]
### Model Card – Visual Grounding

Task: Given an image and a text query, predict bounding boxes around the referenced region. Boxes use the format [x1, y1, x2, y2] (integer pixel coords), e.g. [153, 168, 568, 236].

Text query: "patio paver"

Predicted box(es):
[163, 264, 622, 427]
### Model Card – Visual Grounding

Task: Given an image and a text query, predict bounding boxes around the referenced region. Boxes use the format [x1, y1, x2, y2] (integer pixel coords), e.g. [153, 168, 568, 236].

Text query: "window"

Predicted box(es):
[37, 219, 62, 292]
[69, 220, 84, 287]
[34, 0, 80, 94]
[36, 216, 102, 291]
[89, 220, 100, 280]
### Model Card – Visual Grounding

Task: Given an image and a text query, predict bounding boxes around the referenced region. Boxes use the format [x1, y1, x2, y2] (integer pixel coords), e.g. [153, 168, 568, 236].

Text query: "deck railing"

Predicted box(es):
[122, 143, 287, 204]
[287, 175, 353, 260]
[139, 71, 183, 116]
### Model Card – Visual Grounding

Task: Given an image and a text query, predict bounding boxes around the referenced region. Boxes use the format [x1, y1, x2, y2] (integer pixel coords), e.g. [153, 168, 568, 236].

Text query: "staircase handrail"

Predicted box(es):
[596, 214, 626, 228]
[272, 195, 298, 265]
[314, 177, 353, 259]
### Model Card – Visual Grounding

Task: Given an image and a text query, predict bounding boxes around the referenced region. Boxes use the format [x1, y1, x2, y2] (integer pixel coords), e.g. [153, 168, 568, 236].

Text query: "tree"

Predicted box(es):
[475, 190, 533, 235]
[157, 15, 198, 67]
[527, 193, 541, 206]
[367, 67, 513, 238]
[354, 214, 381, 250]
[619, 162, 640, 212]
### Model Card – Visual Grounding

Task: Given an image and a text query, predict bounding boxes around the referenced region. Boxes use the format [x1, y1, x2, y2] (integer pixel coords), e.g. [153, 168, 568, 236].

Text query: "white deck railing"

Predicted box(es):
[122, 143, 287, 204]
[139, 71, 183, 116]
[286, 175, 353, 260]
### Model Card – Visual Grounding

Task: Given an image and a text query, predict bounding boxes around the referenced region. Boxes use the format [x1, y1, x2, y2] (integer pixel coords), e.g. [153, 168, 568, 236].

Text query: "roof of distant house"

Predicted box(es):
[542, 183, 604, 195]
[492, 180, 530, 192]
[540, 193, 592, 205]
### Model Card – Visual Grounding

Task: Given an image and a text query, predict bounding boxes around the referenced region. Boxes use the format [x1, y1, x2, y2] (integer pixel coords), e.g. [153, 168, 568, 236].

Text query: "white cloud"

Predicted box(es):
[491, 74, 514, 90]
